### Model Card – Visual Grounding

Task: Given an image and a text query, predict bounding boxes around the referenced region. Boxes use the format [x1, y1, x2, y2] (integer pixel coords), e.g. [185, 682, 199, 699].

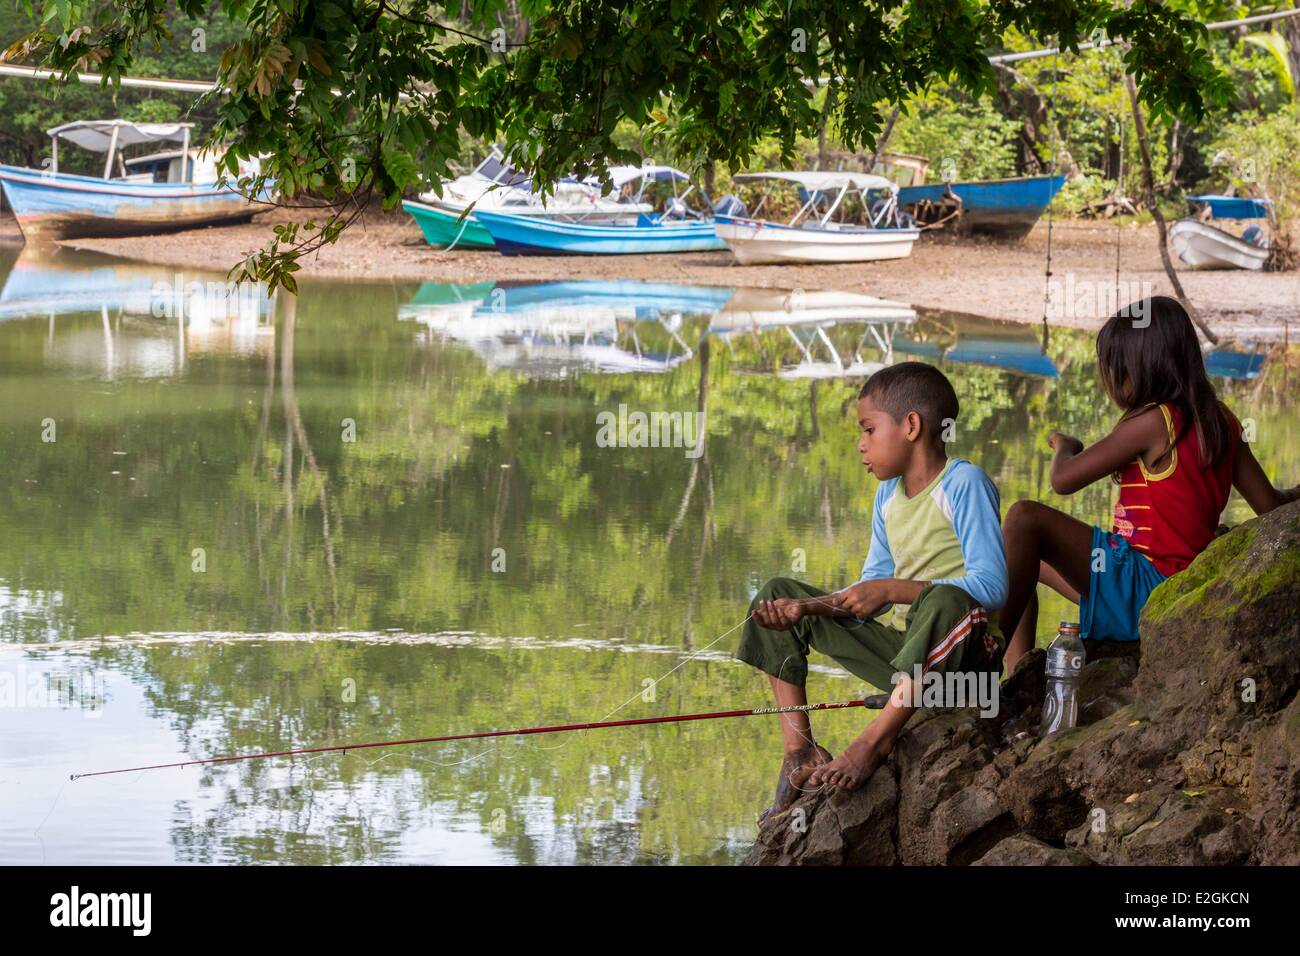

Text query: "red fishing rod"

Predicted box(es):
[71, 696, 887, 780]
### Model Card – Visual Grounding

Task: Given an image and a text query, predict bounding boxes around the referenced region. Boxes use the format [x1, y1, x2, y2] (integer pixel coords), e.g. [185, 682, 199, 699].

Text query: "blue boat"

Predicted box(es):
[474, 209, 725, 255]
[472, 165, 727, 255]
[1204, 350, 1266, 380]
[897, 174, 1066, 239]
[0, 119, 269, 241]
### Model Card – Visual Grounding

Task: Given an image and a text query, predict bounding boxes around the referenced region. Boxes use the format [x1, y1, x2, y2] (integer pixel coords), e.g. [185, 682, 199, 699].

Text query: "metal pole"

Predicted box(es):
[102, 124, 120, 179]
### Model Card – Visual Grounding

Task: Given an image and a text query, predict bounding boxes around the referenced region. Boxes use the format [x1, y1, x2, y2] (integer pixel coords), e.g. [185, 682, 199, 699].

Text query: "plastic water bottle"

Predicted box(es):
[1040, 622, 1085, 736]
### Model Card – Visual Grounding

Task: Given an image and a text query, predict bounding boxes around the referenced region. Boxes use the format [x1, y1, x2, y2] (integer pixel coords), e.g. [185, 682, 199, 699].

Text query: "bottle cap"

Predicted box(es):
[1059, 621, 1081, 632]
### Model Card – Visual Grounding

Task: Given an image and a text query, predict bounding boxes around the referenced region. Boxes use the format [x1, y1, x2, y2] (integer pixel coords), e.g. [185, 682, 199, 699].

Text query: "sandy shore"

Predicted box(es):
[7, 209, 1296, 341]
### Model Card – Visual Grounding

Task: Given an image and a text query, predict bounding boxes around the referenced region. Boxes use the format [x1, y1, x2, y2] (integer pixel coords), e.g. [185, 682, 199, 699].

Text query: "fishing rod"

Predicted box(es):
[70, 696, 888, 780]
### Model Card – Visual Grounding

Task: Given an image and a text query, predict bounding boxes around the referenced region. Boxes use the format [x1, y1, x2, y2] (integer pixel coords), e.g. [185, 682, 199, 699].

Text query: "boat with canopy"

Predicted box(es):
[472, 165, 725, 255]
[0, 119, 268, 241]
[1169, 195, 1272, 271]
[401, 148, 653, 250]
[713, 172, 919, 264]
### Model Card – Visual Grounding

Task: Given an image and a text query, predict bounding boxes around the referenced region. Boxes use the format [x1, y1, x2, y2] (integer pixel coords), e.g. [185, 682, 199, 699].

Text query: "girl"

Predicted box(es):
[1001, 296, 1297, 671]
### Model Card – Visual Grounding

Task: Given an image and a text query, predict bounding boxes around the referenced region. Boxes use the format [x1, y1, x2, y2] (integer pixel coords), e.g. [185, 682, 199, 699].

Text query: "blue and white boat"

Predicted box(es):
[715, 172, 919, 264]
[897, 174, 1065, 239]
[0, 119, 269, 241]
[473, 165, 726, 255]
[1169, 195, 1272, 271]
[403, 148, 653, 249]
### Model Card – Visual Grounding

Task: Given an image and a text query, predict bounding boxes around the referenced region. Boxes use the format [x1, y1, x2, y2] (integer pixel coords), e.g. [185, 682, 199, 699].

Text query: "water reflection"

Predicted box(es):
[0, 246, 275, 380]
[0, 249, 1293, 865]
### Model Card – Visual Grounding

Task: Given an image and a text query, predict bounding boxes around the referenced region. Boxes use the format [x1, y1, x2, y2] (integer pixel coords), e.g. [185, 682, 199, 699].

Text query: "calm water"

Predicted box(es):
[0, 245, 1293, 865]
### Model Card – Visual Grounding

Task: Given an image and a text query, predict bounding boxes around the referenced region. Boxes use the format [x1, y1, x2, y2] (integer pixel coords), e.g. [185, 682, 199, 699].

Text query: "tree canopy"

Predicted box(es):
[8, 1, 1234, 290]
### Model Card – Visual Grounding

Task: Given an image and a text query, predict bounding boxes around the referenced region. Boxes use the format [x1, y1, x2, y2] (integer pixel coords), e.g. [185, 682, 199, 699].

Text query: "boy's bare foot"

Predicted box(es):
[802, 733, 888, 791]
[757, 743, 833, 825]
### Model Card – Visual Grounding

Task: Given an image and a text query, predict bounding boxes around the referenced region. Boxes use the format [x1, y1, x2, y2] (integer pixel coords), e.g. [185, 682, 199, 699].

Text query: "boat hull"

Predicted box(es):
[715, 217, 918, 264]
[1169, 219, 1268, 271]
[897, 174, 1065, 239]
[401, 199, 496, 249]
[0, 165, 266, 241]
[473, 209, 726, 256]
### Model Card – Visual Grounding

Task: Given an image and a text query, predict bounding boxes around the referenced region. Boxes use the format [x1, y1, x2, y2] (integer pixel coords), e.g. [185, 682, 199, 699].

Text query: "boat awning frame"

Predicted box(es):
[47, 120, 196, 152]
[732, 171, 897, 194]
[46, 119, 196, 179]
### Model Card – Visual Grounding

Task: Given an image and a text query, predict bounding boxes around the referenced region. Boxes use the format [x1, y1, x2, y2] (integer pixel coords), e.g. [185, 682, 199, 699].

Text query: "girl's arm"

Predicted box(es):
[1048, 407, 1167, 495]
[1232, 440, 1300, 515]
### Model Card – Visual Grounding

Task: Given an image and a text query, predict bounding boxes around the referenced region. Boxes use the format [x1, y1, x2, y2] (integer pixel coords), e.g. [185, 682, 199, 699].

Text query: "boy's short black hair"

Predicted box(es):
[858, 362, 959, 439]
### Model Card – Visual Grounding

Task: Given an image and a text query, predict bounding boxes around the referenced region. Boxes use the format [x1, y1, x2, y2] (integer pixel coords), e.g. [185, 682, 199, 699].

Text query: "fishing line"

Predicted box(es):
[69, 592, 870, 781]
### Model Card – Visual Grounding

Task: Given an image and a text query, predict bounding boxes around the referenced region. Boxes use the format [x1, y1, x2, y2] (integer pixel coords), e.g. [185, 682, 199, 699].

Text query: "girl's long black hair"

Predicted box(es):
[1096, 296, 1231, 469]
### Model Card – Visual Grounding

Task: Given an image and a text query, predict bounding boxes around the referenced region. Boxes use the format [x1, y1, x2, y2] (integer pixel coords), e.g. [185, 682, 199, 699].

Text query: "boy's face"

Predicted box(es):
[857, 394, 918, 480]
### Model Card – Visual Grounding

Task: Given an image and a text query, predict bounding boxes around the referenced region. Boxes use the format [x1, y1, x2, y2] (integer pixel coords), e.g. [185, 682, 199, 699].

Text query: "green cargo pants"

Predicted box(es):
[736, 577, 1003, 693]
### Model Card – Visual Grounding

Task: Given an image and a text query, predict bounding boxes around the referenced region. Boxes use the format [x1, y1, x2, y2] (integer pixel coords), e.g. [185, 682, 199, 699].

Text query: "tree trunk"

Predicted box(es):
[1124, 74, 1218, 345]
[1286, 4, 1300, 100]
[992, 62, 1079, 177]
[867, 105, 901, 173]
[817, 95, 832, 170]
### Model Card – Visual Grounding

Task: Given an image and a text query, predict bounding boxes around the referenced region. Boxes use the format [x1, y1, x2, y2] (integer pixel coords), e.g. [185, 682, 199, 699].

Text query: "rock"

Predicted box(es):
[892, 710, 1019, 864]
[741, 500, 1300, 866]
[1065, 788, 1252, 865]
[973, 833, 1094, 866]
[742, 766, 898, 866]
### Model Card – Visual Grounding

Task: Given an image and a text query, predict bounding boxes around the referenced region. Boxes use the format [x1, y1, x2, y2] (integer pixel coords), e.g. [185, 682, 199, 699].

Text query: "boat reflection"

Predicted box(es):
[709, 288, 915, 379]
[894, 316, 1060, 378]
[399, 279, 1069, 384]
[0, 246, 276, 378]
[399, 280, 731, 377]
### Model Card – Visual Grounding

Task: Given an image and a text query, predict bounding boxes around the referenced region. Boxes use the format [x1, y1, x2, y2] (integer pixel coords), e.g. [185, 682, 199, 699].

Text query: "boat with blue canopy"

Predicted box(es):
[1170, 195, 1272, 271]
[0, 119, 269, 241]
[473, 165, 726, 255]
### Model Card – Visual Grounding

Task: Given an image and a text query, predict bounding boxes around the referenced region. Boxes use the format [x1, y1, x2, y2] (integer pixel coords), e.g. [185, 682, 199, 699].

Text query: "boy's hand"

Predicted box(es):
[1048, 432, 1083, 456]
[830, 581, 890, 619]
[754, 598, 803, 631]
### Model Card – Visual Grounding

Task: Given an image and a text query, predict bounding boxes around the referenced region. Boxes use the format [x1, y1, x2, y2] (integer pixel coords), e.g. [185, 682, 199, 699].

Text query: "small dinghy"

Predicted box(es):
[714, 172, 919, 264]
[1169, 195, 1272, 271]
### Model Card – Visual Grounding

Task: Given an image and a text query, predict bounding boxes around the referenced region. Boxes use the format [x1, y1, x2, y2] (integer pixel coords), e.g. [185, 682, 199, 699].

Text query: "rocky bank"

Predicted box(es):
[743, 500, 1300, 866]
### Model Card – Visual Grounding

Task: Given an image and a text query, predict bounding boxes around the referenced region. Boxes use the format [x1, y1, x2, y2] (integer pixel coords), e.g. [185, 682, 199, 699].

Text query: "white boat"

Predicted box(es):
[714, 171, 919, 264]
[1170, 195, 1271, 271]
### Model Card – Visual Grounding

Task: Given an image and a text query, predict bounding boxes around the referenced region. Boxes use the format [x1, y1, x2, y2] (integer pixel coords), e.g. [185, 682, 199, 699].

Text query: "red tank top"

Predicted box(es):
[1112, 403, 1238, 577]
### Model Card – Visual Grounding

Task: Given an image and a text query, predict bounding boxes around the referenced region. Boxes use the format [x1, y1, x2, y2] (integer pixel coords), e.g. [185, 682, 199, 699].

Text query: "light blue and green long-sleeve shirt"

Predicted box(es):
[859, 458, 1009, 631]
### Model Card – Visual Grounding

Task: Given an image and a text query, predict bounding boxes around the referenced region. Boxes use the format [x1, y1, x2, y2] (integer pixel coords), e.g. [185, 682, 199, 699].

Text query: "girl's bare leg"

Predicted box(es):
[1001, 501, 1094, 672]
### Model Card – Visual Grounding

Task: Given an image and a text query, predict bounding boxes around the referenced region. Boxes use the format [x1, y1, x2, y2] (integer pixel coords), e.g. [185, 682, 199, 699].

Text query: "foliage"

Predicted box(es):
[889, 91, 1021, 181]
[1054, 172, 1114, 215]
[1206, 102, 1300, 229]
[4, 0, 1234, 291]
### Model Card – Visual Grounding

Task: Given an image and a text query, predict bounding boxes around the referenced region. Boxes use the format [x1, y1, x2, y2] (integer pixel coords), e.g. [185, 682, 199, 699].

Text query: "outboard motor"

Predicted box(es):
[663, 196, 689, 220]
[712, 194, 747, 218]
[1241, 224, 1267, 247]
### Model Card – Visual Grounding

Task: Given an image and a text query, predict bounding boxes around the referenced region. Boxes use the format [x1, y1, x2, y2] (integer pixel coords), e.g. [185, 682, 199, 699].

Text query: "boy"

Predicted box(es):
[736, 362, 1008, 824]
